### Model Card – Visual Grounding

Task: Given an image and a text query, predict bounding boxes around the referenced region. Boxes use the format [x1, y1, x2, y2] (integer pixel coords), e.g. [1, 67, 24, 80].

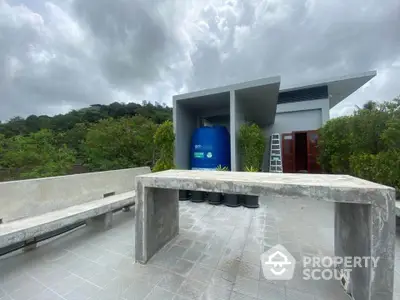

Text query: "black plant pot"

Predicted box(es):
[208, 192, 222, 205]
[179, 190, 191, 201]
[224, 193, 241, 207]
[243, 195, 259, 208]
[191, 191, 206, 203]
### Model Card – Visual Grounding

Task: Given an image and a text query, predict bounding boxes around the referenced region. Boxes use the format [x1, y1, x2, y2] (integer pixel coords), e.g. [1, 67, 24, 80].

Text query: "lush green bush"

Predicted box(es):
[152, 120, 175, 172]
[0, 129, 76, 179]
[318, 116, 353, 174]
[83, 116, 157, 171]
[238, 123, 266, 171]
[318, 98, 400, 195]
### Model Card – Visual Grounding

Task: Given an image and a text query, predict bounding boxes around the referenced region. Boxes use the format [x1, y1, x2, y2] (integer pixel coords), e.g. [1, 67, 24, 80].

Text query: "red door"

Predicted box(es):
[281, 133, 294, 173]
[307, 130, 321, 173]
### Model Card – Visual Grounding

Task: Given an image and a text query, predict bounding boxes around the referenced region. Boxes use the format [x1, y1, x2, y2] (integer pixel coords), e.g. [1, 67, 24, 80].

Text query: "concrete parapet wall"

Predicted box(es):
[0, 167, 151, 223]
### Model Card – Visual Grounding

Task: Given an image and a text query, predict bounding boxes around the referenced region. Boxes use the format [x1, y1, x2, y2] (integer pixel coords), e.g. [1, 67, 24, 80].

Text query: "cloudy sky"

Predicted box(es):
[1, 0, 399, 121]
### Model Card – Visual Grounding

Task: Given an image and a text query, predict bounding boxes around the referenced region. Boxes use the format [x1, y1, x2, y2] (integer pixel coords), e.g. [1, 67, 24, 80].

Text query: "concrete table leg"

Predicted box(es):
[135, 187, 179, 264]
[334, 200, 395, 300]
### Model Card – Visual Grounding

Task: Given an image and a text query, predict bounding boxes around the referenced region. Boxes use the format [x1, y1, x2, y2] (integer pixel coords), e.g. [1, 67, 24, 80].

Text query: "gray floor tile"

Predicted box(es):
[8, 280, 46, 300]
[172, 295, 191, 300]
[182, 249, 203, 262]
[188, 264, 214, 283]
[96, 275, 134, 299]
[200, 284, 232, 300]
[122, 278, 155, 300]
[177, 279, 207, 300]
[170, 259, 195, 277]
[237, 261, 260, 280]
[145, 287, 175, 300]
[198, 253, 221, 269]
[229, 291, 257, 300]
[233, 276, 259, 299]
[1, 274, 32, 294]
[285, 288, 315, 300]
[64, 282, 100, 300]
[257, 282, 285, 300]
[210, 270, 236, 289]
[190, 241, 208, 252]
[130, 265, 166, 285]
[168, 246, 189, 258]
[157, 272, 185, 293]
[30, 289, 65, 300]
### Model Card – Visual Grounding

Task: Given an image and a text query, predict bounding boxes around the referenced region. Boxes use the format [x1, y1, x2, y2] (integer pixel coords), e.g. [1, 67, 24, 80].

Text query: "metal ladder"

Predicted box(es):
[269, 133, 283, 173]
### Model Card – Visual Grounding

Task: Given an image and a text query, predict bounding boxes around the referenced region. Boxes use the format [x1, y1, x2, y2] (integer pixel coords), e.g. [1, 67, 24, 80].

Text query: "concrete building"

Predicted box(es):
[173, 70, 376, 172]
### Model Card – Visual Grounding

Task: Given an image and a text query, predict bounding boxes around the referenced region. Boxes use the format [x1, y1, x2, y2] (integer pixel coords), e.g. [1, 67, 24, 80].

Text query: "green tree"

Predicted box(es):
[0, 129, 76, 179]
[57, 123, 89, 160]
[83, 116, 157, 171]
[318, 116, 353, 173]
[153, 120, 175, 172]
[319, 97, 400, 195]
[0, 101, 172, 139]
[238, 123, 266, 171]
[363, 100, 377, 110]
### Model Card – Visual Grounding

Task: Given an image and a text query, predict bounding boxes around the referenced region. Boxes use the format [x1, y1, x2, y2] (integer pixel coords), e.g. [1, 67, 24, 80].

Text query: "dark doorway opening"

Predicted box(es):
[294, 132, 308, 173]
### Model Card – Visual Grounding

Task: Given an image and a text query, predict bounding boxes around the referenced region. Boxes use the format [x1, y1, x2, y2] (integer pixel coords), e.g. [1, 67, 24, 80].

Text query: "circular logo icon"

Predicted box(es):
[206, 152, 212, 158]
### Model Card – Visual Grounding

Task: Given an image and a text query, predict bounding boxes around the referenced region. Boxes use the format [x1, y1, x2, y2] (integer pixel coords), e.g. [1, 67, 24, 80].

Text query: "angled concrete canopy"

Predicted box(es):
[234, 76, 281, 127]
[280, 71, 376, 109]
[173, 76, 281, 124]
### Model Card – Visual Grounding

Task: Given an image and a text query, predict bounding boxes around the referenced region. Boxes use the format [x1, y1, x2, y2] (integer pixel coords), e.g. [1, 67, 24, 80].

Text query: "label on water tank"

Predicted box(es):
[206, 152, 213, 158]
[194, 152, 204, 158]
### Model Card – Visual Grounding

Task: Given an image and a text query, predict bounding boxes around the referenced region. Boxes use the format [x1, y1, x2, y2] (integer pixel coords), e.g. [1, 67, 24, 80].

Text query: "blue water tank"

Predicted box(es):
[190, 126, 231, 170]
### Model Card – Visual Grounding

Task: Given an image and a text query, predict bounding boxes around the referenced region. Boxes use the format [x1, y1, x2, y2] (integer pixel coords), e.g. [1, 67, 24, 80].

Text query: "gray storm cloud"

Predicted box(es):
[0, 0, 399, 120]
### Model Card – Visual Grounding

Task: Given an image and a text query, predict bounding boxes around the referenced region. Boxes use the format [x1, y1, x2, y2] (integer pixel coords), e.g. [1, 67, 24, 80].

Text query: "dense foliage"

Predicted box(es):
[238, 123, 266, 172]
[152, 120, 175, 172]
[0, 101, 172, 180]
[0, 101, 171, 138]
[83, 116, 157, 171]
[0, 130, 76, 179]
[318, 98, 400, 194]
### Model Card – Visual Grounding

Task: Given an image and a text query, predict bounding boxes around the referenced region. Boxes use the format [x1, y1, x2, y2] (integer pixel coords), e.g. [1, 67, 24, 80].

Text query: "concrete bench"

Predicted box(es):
[0, 191, 135, 251]
[135, 170, 396, 300]
[0, 166, 151, 252]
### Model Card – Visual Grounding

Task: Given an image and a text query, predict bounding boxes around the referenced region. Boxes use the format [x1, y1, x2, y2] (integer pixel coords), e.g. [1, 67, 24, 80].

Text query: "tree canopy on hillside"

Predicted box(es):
[0, 101, 172, 181]
[0, 101, 171, 138]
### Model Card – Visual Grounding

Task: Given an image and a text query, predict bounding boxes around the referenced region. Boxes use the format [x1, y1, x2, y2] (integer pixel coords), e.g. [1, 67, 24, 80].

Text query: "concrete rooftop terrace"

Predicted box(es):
[1, 196, 400, 300]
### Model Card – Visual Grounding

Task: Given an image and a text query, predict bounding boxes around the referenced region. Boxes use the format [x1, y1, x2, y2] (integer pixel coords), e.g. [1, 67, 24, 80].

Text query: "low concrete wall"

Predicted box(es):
[0, 167, 151, 223]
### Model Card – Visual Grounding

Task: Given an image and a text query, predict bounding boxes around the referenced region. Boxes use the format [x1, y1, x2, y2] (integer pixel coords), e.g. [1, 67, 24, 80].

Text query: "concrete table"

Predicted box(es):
[135, 170, 396, 300]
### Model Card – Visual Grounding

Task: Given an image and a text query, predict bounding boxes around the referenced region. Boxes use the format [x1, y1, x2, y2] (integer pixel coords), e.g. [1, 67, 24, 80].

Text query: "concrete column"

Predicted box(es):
[322, 98, 330, 124]
[23, 239, 37, 252]
[230, 90, 237, 171]
[174, 100, 197, 170]
[334, 197, 395, 300]
[135, 185, 179, 264]
[88, 212, 113, 230]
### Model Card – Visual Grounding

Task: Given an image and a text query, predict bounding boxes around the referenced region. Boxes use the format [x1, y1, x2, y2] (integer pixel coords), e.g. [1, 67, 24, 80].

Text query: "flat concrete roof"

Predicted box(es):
[173, 76, 281, 101]
[280, 70, 377, 109]
[173, 70, 376, 111]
